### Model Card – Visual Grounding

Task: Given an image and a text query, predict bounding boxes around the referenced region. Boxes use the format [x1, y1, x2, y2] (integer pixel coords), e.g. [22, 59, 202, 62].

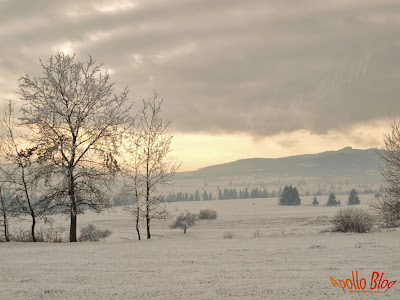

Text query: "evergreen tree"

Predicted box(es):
[177, 192, 183, 201]
[203, 190, 209, 201]
[194, 191, 201, 201]
[279, 185, 301, 205]
[348, 189, 360, 205]
[312, 196, 319, 206]
[326, 192, 340, 206]
[250, 188, 260, 198]
[292, 187, 301, 205]
[244, 188, 249, 199]
[208, 192, 213, 200]
[231, 188, 238, 199]
[278, 187, 283, 197]
[218, 190, 223, 200]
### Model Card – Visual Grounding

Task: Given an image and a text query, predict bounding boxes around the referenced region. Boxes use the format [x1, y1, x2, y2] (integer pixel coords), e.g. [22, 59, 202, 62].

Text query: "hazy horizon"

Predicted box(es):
[179, 145, 378, 172]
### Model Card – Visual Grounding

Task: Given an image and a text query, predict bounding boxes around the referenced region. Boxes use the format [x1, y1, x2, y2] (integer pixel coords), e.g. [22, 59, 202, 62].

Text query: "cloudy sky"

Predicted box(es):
[1, 0, 400, 171]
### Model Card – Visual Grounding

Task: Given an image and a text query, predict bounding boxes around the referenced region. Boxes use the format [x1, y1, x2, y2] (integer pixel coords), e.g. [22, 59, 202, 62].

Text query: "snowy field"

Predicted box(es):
[1, 195, 399, 299]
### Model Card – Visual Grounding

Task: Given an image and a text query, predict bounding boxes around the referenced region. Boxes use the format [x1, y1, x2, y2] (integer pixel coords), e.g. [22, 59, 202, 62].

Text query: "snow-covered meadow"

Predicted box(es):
[1, 195, 399, 299]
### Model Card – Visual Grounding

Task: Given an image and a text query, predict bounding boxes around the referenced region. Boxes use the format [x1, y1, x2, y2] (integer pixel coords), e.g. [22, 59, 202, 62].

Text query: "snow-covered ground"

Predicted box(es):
[1, 196, 399, 299]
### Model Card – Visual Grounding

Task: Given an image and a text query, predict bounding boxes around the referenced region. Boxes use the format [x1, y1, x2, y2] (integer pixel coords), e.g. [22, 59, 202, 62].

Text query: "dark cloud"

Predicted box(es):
[1, 0, 399, 136]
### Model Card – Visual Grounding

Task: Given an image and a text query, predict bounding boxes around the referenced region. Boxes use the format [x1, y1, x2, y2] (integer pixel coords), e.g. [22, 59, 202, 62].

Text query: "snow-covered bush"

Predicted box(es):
[223, 231, 234, 238]
[198, 209, 217, 219]
[331, 207, 374, 233]
[79, 224, 112, 242]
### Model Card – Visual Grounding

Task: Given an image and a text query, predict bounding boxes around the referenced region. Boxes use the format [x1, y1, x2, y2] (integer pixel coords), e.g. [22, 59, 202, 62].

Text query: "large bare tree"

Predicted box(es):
[124, 92, 179, 239]
[17, 52, 133, 242]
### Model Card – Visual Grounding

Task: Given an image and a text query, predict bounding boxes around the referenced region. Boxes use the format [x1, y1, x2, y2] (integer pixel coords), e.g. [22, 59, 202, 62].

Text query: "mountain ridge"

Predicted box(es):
[177, 147, 382, 182]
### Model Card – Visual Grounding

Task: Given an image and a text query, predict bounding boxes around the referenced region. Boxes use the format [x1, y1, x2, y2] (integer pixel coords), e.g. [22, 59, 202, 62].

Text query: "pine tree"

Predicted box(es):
[326, 192, 340, 206]
[348, 189, 360, 205]
[244, 188, 249, 198]
[312, 196, 319, 206]
[279, 185, 301, 205]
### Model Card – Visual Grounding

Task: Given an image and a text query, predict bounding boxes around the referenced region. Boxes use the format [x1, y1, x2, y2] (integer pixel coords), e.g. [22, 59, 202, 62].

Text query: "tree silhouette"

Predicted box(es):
[18, 52, 133, 242]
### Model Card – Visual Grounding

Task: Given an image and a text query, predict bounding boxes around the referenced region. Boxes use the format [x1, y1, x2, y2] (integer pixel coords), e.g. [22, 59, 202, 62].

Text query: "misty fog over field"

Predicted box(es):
[1, 1, 400, 299]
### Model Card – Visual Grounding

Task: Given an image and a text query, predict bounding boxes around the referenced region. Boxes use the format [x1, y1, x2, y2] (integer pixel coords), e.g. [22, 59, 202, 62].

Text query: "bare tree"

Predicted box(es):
[0, 186, 12, 242]
[370, 193, 400, 227]
[17, 52, 133, 242]
[378, 119, 400, 196]
[0, 101, 46, 242]
[374, 119, 400, 226]
[127, 91, 179, 239]
[170, 211, 197, 234]
[122, 136, 145, 240]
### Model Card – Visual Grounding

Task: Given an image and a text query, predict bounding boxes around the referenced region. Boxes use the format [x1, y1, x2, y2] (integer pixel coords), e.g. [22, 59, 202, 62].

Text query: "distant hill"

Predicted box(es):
[177, 147, 382, 182]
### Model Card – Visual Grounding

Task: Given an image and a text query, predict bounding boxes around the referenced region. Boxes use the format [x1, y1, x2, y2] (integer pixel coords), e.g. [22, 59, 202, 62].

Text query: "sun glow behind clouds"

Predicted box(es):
[95, 0, 138, 13]
[56, 42, 75, 55]
[171, 120, 389, 172]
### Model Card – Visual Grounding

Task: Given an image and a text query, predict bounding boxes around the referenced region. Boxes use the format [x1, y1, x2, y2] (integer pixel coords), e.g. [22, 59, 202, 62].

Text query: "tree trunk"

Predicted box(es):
[70, 210, 77, 242]
[69, 171, 77, 242]
[22, 166, 37, 242]
[146, 155, 151, 239]
[3, 209, 9, 242]
[31, 215, 36, 242]
[184, 228, 186, 234]
[0, 189, 9, 242]
[146, 207, 150, 239]
[136, 205, 141, 240]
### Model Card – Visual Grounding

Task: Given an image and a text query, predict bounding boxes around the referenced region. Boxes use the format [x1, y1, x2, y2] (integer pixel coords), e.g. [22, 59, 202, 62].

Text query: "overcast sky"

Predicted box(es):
[1, 0, 399, 170]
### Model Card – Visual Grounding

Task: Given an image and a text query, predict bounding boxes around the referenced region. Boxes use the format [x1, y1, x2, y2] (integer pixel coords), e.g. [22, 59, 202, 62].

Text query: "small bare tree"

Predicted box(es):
[170, 211, 197, 234]
[125, 91, 179, 239]
[0, 186, 12, 242]
[122, 136, 145, 240]
[0, 101, 47, 242]
[17, 52, 133, 242]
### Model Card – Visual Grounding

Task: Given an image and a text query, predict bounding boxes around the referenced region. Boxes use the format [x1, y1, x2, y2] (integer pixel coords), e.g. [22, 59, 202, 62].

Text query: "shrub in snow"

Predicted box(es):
[79, 224, 112, 242]
[198, 209, 217, 219]
[170, 212, 197, 234]
[224, 231, 234, 238]
[331, 207, 374, 233]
